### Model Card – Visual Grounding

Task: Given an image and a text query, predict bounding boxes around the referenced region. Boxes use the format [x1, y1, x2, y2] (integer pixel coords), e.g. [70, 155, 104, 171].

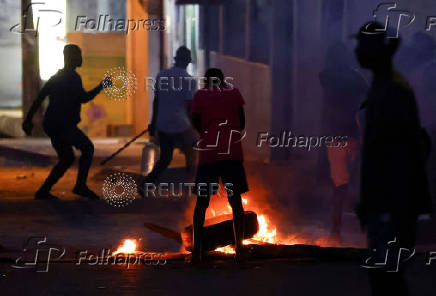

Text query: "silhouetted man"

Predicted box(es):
[354, 22, 432, 296]
[141, 46, 196, 190]
[190, 68, 247, 262]
[22, 44, 111, 200]
[319, 41, 368, 243]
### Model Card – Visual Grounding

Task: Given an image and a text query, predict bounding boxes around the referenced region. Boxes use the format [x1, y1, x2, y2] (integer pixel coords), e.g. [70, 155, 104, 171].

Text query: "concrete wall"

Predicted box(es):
[67, 32, 128, 137]
[126, 0, 150, 135]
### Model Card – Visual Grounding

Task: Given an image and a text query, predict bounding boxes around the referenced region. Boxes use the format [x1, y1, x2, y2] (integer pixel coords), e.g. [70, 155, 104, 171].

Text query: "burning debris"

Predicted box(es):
[112, 239, 138, 255]
[181, 211, 259, 252]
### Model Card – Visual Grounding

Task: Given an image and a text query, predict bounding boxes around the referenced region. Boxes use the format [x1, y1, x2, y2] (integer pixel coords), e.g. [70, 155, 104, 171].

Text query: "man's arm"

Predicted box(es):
[78, 76, 111, 103]
[22, 83, 50, 135]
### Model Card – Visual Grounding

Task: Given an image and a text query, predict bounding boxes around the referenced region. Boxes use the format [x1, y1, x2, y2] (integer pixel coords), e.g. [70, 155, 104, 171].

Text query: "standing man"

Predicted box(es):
[354, 22, 432, 295]
[319, 41, 368, 243]
[22, 44, 111, 200]
[141, 46, 197, 189]
[190, 68, 248, 262]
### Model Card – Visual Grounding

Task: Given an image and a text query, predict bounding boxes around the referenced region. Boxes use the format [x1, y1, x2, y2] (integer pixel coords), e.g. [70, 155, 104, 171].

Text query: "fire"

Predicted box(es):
[215, 245, 236, 254]
[211, 196, 283, 254]
[246, 214, 277, 244]
[112, 239, 137, 255]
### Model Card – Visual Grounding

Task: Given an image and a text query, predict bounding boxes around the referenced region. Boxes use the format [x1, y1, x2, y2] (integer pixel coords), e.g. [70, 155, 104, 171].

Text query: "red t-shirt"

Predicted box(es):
[191, 86, 245, 165]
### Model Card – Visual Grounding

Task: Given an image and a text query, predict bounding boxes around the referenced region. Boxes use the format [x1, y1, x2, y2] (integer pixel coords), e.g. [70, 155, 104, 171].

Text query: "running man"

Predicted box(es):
[22, 44, 111, 200]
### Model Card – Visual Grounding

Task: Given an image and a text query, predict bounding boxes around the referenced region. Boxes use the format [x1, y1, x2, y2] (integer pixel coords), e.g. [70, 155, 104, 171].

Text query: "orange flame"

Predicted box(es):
[112, 239, 137, 255]
[212, 195, 304, 254]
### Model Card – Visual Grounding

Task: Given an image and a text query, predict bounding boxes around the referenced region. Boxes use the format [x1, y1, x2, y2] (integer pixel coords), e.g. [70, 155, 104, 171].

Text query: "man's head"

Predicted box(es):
[354, 22, 400, 70]
[174, 46, 192, 68]
[63, 44, 82, 69]
[205, 68, 225, 87]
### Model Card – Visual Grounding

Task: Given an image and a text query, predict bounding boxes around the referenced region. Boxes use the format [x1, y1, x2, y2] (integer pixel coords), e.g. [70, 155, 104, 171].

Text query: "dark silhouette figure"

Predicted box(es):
[319, 41, 368, 243]
[190, 68, 247, 262]
[140, 46, 196, 190]
[22, 44, 111, 200]
[354, 22, 432, 296]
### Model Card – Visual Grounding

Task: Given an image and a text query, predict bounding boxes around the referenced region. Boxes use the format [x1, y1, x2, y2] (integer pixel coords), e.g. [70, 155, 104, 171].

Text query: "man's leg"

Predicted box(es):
[228, 192, 245, 254]
[71, 127, 94, 187]
[36, 136, 75, 200]
[179, 129, 196, 174]
[145, 131, 175, 183]
[191, 163, 216, 262]
[327, 143, 350, 241]
[366, 212, 412, 296]
[222, 161, 249, 258]
[192, 195, 208, 262]
[331, 184, 347, 238]
[69, 127, 98, 199]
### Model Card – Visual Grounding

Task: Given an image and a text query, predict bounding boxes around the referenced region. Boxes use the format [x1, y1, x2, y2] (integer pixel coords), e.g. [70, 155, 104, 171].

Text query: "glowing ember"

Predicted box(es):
[215, 245, 235, 254]
[113, 239, 137, 255]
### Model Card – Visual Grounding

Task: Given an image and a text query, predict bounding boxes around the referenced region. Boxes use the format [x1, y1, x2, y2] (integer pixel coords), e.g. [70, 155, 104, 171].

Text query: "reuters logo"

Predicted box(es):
[102, 172, 137, 207]
[102, 66, 137, 101]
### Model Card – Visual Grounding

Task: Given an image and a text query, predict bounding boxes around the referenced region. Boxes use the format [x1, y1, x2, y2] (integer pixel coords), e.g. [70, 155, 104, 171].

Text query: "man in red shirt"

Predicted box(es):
[190, 68, 248, 262]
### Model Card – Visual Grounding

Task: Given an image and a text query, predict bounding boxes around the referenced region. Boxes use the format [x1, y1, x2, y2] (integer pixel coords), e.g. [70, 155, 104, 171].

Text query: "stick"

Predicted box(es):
[100, 128, 149, 165]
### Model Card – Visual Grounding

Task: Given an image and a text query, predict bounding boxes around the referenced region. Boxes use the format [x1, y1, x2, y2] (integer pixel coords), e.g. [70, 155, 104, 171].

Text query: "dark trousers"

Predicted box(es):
[366, 212, 417, 296]
[147, 130, 195, 182]
[39, 126, 94, 192]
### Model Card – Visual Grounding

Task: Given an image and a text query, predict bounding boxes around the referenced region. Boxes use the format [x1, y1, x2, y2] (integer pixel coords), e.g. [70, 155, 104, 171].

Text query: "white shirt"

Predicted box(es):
[155, 66, 196, 133]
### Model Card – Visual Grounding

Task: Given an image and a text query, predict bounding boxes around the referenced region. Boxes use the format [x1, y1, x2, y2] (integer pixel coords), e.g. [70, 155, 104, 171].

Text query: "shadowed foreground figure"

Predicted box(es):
[354, 22, 432, 296]
[190, 68, 248, 262]
[22, 44, 111, 200]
